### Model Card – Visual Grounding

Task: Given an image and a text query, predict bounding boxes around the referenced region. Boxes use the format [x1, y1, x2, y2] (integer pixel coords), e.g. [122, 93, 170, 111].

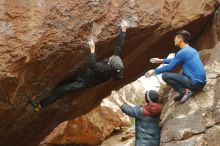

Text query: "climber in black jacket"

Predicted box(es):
[29, 22, 128, 111]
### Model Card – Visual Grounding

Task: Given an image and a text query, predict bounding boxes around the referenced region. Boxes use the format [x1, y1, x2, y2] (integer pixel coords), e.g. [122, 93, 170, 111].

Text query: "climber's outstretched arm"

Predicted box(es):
[114, 22, 127, 56]
[120, 90, 135, 107]
[88, 40, 105, 72]
[111, 90, 142, 118]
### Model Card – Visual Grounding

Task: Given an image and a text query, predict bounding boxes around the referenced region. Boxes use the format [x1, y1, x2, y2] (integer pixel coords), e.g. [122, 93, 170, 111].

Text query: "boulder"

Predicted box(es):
[41, 98, 130, 146]
[0, 0, 219, 145]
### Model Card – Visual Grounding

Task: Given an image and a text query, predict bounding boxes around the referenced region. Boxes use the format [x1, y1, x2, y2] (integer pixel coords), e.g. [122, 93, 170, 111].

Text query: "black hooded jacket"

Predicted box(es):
[79, 31, 126, 86]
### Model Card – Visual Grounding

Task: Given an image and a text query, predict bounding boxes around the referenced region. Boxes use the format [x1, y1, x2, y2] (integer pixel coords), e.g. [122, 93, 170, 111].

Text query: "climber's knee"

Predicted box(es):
[62, 81, 86, 93]
[162, 73, 170, 82]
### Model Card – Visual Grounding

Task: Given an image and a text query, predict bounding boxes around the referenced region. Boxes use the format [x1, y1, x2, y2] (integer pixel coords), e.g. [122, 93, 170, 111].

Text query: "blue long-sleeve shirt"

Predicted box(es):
[155, 46, 206, 83]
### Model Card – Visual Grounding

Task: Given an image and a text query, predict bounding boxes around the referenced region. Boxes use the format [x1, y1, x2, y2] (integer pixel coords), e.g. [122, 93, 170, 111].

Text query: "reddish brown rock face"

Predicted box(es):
[41, 98, 130, 146]
[0, 0, 219, 146]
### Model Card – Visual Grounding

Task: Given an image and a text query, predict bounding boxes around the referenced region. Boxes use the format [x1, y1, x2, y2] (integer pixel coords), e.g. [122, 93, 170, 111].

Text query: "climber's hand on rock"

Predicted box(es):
[145, 69, 155, 78]
[121, 20, 128, 32]
[150, 58, 163, 64]
[88, 39, 95, 53]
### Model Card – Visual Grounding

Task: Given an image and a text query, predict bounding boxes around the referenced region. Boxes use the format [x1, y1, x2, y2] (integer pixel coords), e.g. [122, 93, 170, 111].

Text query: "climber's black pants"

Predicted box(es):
[162, 73, 206, 95]
[39, 81, 89, 107]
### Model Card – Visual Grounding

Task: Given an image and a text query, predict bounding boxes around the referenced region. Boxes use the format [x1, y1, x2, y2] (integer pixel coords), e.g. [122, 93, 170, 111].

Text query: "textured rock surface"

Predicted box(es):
[100, 127, 135, 146]
[41, 98, 130, 146]
[0, 0, 219, 145]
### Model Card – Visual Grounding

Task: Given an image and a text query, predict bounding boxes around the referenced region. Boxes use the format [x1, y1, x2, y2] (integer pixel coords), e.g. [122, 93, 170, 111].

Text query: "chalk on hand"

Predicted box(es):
[121, 20, 129, 28]
[150, 58, 157, 63]
[88, 38, 94, 46]
[88, 0, 99, 6]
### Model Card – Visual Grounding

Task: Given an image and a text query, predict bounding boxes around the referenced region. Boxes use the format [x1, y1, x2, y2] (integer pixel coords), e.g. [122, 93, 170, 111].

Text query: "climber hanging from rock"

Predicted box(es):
[145, 30, 206, 104]
[111, 90, 162, 146]
[28, 21, 128, 112]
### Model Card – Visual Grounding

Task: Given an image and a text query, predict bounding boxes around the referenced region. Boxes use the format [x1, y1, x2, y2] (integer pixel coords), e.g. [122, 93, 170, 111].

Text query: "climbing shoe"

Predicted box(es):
[28, 99, 41, 112]
[174, 94, 184, 101]
[180, 91, 195, 104]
